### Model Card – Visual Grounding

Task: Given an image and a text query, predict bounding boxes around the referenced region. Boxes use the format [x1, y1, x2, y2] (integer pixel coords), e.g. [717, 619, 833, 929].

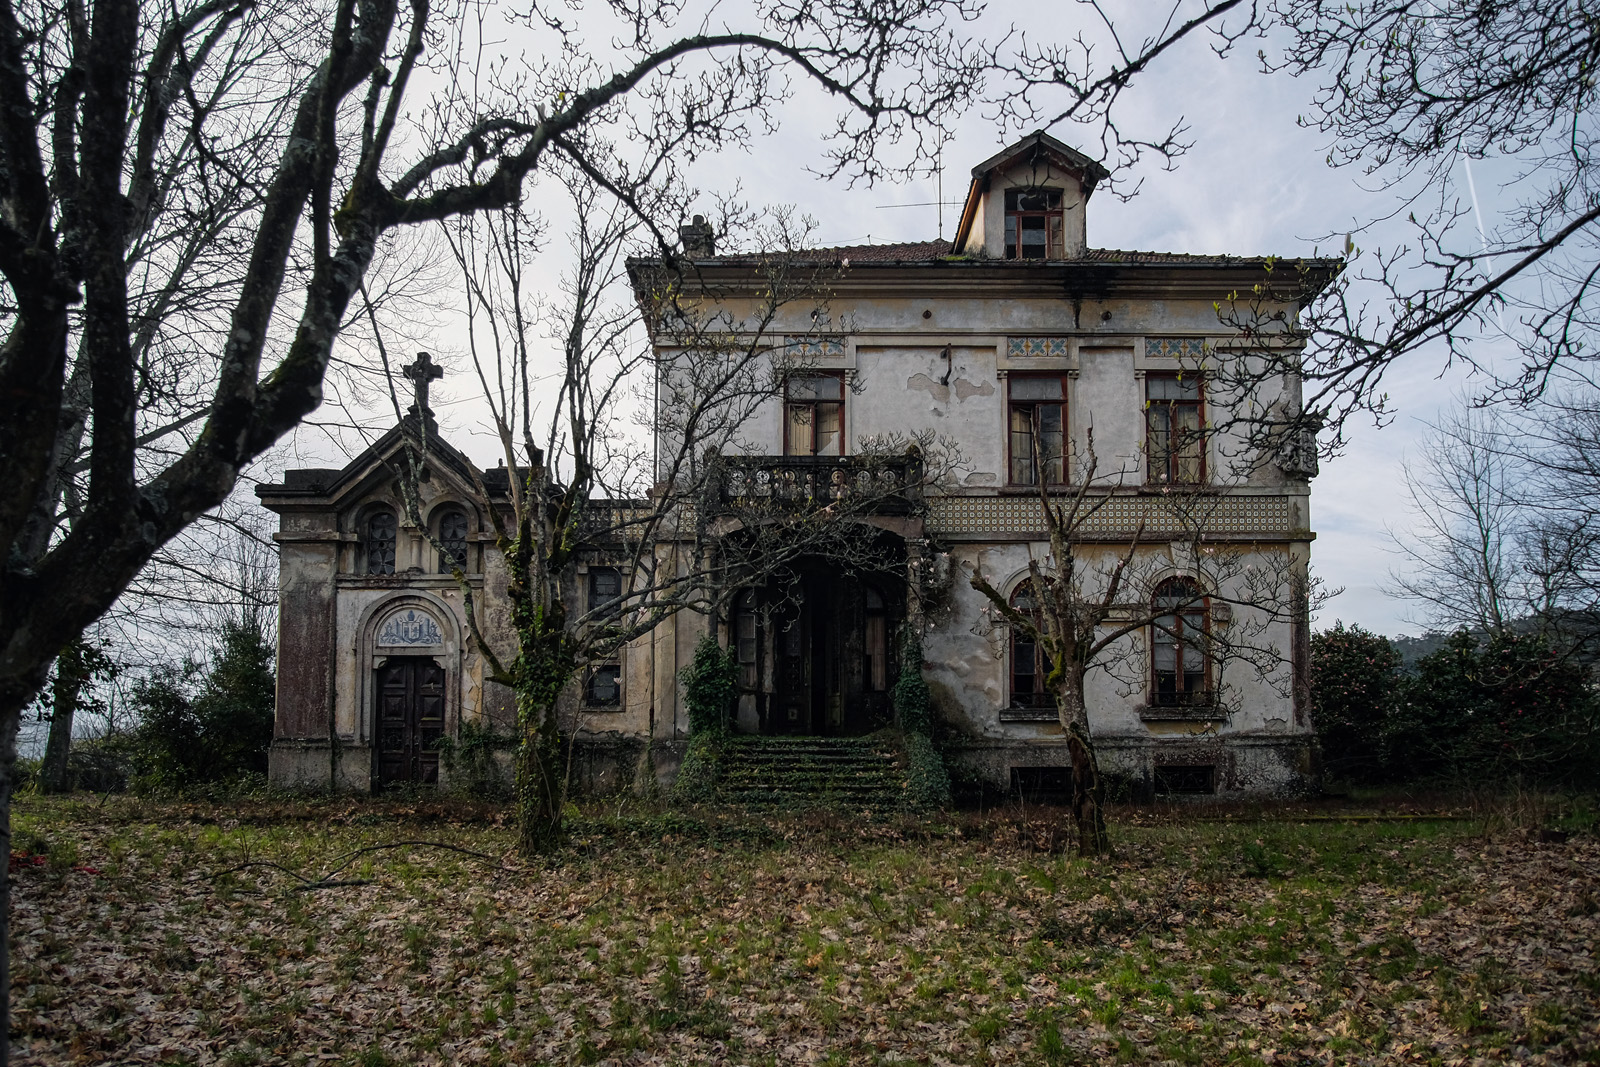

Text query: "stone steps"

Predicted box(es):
[717, 735, 911, 811]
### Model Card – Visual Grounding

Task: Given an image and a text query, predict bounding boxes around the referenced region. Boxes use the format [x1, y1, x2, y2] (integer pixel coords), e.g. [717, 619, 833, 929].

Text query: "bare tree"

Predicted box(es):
[969, 435, 1305, 856]
[1392, 394, 1600, 652]
[0, 0, 1002, 1053]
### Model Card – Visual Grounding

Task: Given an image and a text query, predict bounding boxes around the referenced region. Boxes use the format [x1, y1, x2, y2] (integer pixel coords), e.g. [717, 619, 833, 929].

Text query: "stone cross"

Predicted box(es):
[403, 351, 444, 418]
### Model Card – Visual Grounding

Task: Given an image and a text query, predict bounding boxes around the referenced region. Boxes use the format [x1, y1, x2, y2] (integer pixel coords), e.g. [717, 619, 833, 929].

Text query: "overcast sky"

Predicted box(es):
[282, 1, 1532, 639]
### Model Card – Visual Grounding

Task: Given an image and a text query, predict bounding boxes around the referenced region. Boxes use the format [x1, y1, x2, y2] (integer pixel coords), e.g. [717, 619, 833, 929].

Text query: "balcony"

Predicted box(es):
[710, 453, 923, 515]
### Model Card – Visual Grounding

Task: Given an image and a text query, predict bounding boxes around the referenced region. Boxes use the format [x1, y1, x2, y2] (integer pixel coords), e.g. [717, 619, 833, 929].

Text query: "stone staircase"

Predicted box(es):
[718, 735, 910, 811]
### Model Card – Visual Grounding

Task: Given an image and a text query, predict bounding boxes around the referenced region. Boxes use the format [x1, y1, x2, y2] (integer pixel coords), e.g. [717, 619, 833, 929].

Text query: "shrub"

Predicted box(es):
[1393, 630, 1600, 788]
[895, 630, 949, 810]
[672, 632, 738, 804]
[1309, 622, 1402, 784]
[127, 616, 276, 791]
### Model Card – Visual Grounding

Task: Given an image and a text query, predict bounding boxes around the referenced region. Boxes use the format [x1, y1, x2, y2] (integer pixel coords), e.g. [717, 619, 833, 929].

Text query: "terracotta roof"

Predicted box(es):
[681, 242, 1262, 267]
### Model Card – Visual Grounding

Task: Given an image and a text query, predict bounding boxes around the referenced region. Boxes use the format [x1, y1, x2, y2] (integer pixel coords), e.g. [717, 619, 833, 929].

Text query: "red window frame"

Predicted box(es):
[1004, 188, 1065, 260]
[784, 373, 845, 456]
[1007, 374, 1069, 486]
[1150, 577, 1211, 707]
[1145, 373, 1205, 485]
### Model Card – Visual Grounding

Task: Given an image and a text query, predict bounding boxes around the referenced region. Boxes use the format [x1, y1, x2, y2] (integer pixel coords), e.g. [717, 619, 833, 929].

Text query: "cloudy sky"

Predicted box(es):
[289, 1, 1530, 639]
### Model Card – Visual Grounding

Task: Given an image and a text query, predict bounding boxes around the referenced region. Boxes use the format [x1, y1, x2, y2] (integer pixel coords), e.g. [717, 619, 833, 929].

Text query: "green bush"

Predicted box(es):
[1309, 622, 1402, 784]
[672, 632, 739, 804]
[128, 617, 276, 791]
[438, 721, 516, 798]
[1393, 630, 1600, 788]
[894, 630, 949, 810]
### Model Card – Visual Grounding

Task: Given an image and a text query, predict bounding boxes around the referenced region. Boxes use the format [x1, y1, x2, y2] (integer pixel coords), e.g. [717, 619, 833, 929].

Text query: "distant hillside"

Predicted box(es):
[1389, 631, 1455, 668]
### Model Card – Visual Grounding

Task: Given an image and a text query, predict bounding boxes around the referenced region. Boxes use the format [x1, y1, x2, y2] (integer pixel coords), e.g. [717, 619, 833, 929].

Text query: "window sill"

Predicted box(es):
[1138, 705, 1224, 722]
[998, 485, 1073, 495]
[1000, 705, 1059, 723]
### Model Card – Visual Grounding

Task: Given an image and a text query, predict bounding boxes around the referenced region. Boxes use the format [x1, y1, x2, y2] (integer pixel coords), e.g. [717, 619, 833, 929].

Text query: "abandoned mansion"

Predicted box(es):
[258, 132, 1337, 800]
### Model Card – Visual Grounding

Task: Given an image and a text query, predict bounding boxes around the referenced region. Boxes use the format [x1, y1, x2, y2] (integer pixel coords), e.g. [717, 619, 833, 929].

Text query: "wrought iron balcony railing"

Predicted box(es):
[710, 453, 923, 515]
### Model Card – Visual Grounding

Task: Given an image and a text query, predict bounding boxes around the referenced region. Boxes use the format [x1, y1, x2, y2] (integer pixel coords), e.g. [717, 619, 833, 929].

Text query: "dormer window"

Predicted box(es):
[1004, 189, 1064, 259]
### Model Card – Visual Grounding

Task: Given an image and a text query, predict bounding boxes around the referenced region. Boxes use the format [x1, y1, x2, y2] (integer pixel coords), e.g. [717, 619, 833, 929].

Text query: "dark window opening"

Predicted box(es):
[438, 508, 469, 571]
[1152, 578, 1211, 707]
[588, 567, 622, 616]
[1011, 766, 1073, 805]
[1008, 375, 1067, 485]
[1009, 581, 1054, 711]
[1154, 764, 1216, 795]
[785, 374, 845, 456]
[585, 664, 621, 707]
[1146, 374, 1204, 484]
[1004, 188, 1065, 260]
[365, 510, 397, 575]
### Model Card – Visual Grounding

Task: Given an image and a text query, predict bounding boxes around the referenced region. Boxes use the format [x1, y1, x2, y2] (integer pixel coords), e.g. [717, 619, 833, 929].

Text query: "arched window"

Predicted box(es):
[437, 508, 469, 572]
[1151, 578, 1210, 706]
[365, 509, 397, 575]
[1009, 581, 1052, 712]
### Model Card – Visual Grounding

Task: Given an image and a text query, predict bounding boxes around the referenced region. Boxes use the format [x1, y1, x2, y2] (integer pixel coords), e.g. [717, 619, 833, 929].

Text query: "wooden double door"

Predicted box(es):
[375, 657, 446, 786]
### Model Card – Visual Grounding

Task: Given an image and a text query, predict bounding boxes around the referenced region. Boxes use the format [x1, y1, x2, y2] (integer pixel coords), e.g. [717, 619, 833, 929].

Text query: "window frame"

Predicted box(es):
[1007, 580, 1055, 715]
[1007, 373, 1070, 487]
[1144, 373, 1206, 486]
[783, 372, 846, 457]
[1003, 187, 1066, 260]
[436, 506, 470, 573]
[587, 566, 624, 618]
[583, 663, 622, 708]
[364, 508, 398, 575]
[1150, 577, 1212, 708]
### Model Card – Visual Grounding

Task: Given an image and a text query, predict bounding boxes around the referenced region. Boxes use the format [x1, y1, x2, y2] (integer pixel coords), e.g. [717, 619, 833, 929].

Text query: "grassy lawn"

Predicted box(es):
[9, 793, 1600, 1066]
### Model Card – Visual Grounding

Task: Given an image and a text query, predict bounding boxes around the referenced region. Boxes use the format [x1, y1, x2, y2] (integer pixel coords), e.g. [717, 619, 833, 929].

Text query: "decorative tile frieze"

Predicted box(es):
[926, 495, 1293, 536]
[784, 336, 847, 359]
[1007, 336, 1071, 359]
[1145, 337, 1207, 360]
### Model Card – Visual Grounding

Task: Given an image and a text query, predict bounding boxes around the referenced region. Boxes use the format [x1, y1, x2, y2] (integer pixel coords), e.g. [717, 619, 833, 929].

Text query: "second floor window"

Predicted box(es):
[1146, 374, 1204, 484]
[1009, 375, 1067, 485]
[438, 508, 469, 571]
[785, 374, 844, 456]
[365, 510, 397, 575]
[1005, 188, 1065, 259]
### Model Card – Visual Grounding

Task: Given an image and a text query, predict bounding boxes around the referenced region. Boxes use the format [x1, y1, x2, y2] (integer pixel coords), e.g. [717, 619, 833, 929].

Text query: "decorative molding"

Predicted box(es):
[927, 495, 1294, 536]
[784, 336, 848, 359]
[1007, 336, 1071, 359]
[376, 608, 444, 647]
[1144, 337, 1207, 360]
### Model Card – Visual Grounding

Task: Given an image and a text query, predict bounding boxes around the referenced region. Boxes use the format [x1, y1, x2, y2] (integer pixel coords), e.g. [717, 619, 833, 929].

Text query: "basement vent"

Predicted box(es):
[1153, 764, 1216, 796]
[1011, 766, 1073, 806]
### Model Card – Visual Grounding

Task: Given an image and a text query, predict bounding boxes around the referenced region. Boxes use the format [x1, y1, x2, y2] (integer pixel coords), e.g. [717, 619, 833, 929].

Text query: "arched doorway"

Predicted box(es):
[360, 598, 458, 787]
[732, 558, 906, 736]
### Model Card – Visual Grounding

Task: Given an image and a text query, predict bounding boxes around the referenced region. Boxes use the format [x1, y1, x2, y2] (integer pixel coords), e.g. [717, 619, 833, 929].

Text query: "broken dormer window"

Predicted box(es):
[1004, 188, 1064, 259]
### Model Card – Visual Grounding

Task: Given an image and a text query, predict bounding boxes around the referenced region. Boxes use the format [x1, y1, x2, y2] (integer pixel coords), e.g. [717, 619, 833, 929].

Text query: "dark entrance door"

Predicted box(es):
[375, 657, 446, 785]
[753, 566, 900, 736]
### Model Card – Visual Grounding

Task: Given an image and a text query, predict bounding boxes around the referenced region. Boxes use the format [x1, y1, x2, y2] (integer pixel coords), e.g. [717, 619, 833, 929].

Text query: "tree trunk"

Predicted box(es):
[1057, 680, 1113, 858]
[510, 602, 574, 854]
[39, 642, 87, 794]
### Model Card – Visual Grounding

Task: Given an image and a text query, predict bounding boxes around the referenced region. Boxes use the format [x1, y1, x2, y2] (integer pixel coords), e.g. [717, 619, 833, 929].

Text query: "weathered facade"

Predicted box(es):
[261, 133, 1334, 798]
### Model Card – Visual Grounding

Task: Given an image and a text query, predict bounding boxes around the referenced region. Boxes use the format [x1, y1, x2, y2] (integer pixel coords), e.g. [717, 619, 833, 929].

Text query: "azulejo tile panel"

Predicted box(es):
[1145, 337, 1207, 360]
[1007, 337, 1071, 359]
[927, 495, 1292, 536]
[785, 336, 847, 358]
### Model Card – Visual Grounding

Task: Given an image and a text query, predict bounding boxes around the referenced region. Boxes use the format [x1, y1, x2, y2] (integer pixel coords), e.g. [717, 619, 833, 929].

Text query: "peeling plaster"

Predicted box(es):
[963, 471, 998, 486]
[953, 377, 994, 401]
[906, 372, 950, 403]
